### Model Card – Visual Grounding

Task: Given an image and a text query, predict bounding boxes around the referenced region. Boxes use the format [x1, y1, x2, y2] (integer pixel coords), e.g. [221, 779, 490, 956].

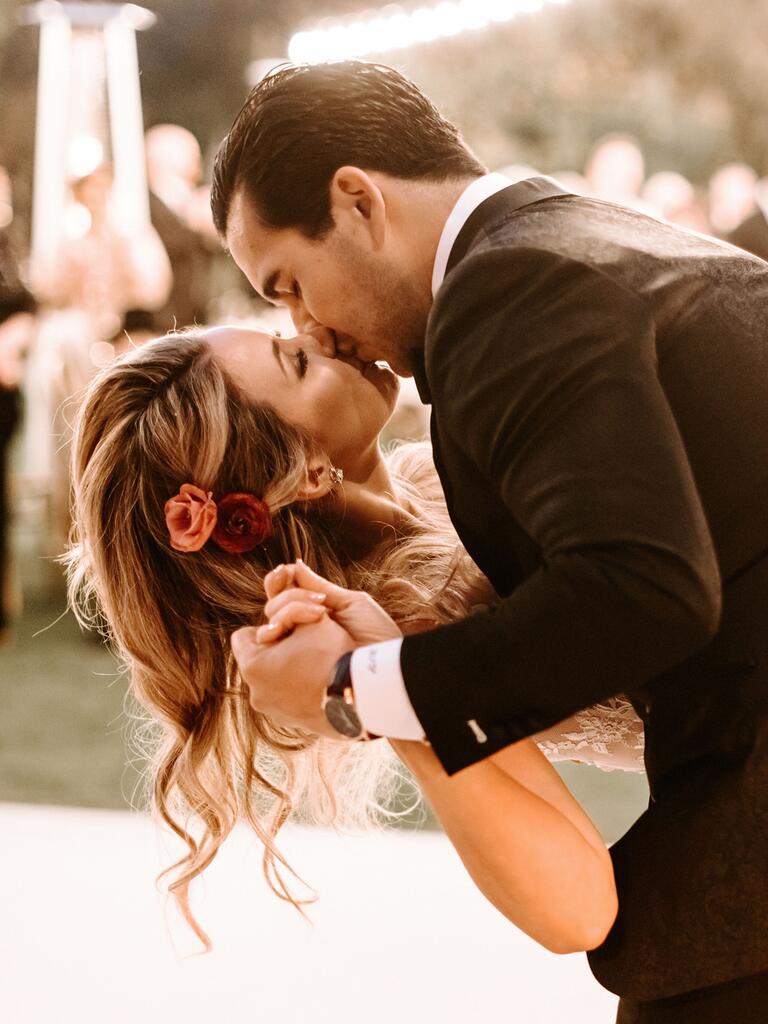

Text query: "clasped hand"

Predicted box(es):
[230, 561, 402, 739]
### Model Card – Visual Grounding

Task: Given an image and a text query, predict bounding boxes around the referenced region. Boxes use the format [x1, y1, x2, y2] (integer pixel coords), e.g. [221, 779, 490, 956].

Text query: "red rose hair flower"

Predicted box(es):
[211, 492, 273, 553]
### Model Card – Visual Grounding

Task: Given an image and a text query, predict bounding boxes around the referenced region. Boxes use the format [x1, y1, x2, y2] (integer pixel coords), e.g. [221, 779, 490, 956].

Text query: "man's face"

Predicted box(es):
[225, 190, 429, 377]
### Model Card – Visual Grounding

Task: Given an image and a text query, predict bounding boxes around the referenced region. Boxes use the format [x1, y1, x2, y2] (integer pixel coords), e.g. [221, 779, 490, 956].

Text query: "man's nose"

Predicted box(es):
[291, 310, 337, 357]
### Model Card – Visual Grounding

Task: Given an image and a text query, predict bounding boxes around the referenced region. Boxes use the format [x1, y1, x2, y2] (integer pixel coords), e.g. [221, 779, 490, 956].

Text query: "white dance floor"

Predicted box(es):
[0, 803, 619, 1023]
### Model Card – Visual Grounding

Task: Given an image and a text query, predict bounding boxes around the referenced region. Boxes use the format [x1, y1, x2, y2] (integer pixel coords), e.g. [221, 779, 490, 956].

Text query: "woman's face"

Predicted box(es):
[204, 325, 399, 481]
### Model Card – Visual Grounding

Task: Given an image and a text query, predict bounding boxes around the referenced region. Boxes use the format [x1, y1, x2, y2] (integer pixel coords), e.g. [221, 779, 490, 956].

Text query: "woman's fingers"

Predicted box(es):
[264, 587, 327, 621]
[260, 562, 401, 646]
[291, 560, 359, 611]
[256, 601, 328, 643]
[265, 561, 357, 612]
[264, 563, 296, 600]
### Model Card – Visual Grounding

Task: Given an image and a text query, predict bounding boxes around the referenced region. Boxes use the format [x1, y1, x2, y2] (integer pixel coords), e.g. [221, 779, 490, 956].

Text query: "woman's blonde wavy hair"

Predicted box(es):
[65, 329, 491, 948]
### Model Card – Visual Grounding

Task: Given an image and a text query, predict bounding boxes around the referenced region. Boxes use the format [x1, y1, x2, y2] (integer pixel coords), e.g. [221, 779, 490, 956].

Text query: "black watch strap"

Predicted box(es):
[328, 650, 354, 697]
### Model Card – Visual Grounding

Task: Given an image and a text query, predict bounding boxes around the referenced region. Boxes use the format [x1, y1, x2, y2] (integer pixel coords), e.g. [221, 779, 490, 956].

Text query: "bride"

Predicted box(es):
[67, 322, 642, 951]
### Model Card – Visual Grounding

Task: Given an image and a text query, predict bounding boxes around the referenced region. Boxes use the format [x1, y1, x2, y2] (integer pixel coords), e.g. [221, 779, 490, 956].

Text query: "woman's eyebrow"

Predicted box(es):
[271, 336, 288, 377]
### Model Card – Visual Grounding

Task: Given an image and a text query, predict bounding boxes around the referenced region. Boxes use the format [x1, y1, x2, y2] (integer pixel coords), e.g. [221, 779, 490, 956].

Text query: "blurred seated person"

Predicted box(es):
[727, 177, 768, 263]
[708, 162, 758, 237]
[0, 201, 36, 642]
[128, 124, 217, 334]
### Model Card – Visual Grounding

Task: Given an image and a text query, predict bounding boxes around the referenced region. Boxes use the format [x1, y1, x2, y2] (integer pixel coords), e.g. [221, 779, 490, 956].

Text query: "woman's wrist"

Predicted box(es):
[389, 737, 443, 778]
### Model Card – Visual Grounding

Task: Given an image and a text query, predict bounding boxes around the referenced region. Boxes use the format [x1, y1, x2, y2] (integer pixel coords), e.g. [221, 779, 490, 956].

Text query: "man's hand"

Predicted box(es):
[231, 611, 355, 739]
[230, 562, 401, 738]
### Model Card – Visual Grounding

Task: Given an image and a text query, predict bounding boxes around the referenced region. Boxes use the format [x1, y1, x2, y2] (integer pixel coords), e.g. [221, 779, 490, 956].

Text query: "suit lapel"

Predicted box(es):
[411, 176, 570, 404]
[422, 177, 570, 591]
[444, 175, 570, 279]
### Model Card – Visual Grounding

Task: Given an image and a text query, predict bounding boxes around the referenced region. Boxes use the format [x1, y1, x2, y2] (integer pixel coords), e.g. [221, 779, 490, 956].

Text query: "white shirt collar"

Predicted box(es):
[431, 172, 514, 298]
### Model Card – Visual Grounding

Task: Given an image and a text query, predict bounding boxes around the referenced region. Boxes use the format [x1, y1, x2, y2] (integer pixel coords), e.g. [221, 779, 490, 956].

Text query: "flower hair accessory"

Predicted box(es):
[164, 485, 217, 552]
[164, 485, 272, 554]
[212, 492, 273, 553]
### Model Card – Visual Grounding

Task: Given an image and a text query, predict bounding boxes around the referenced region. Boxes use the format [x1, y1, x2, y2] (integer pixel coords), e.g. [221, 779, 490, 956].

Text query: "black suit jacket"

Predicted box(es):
[400, 178, 768, 1000]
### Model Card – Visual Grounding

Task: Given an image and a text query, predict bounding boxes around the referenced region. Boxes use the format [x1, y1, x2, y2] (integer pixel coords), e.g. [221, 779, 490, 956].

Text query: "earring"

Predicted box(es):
[328, 465, 344, 487]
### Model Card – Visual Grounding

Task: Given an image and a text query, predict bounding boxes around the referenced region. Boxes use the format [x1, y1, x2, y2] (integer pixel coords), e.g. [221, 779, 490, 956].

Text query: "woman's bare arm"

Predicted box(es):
[390, 736, 617, 954]
[257, 563, 618, 954]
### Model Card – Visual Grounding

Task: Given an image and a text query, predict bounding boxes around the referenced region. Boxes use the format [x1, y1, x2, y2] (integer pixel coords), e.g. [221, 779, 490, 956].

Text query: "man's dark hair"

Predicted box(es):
[211, 61, 487, 239]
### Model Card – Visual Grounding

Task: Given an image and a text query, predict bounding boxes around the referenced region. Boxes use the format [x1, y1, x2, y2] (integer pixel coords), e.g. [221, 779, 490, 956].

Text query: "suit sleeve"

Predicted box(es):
[401, 246, 722, 775]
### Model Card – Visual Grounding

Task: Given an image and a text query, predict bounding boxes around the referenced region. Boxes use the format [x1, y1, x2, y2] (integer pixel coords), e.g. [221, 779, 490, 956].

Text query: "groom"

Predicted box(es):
[211, 62, 768, 1021]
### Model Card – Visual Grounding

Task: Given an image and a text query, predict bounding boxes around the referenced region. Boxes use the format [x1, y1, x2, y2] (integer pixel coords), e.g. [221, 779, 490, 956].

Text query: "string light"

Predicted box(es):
[288, 0, 571, 64]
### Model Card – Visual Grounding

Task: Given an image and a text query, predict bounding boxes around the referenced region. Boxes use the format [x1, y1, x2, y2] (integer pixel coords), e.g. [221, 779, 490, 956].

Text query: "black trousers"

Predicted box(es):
[616, 969, 768, 1023]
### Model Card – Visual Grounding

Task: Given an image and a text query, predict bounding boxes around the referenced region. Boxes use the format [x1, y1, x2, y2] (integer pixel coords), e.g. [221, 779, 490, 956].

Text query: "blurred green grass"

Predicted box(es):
[0, 572, 141, 809]
[0, 492, 649, 843]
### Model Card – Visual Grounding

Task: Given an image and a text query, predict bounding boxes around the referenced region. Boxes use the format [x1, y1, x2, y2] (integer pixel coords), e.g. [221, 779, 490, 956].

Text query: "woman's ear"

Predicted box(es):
[296, 454, 338, 503]
[328, 166, 386, 248]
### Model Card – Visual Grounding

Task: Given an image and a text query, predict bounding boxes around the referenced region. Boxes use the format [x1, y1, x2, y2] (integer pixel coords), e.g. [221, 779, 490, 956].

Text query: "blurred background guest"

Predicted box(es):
[32, 163, 171, 552]
[127, 123, 217, 337]
[583, 133, 654, 213]
[640, 170, 712, 234]
[41, 164, 171, 346]
[708, 161, 758, 237]
[0, 166, 35, 643]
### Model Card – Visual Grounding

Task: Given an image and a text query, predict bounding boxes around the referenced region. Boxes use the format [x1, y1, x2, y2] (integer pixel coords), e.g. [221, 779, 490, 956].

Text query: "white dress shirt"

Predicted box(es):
[351, 172, 514, 741]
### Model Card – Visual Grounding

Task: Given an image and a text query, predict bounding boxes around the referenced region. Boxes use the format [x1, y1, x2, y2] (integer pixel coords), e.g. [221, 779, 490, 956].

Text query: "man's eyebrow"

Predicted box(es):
[271, 336, 288, 377]
[262, 271, 280, 302]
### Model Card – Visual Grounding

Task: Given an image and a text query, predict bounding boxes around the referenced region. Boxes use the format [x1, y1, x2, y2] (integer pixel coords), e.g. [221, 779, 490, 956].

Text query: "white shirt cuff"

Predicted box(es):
[350, 639, 426, 741]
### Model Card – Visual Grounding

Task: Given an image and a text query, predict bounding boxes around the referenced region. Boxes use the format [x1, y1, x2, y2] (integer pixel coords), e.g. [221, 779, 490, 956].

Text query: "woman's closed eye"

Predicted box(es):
[295, 348, 308, 378]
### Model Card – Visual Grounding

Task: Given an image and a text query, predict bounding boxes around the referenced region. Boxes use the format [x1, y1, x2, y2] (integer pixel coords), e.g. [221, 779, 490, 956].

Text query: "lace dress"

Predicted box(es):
[533, 697, 646, 773]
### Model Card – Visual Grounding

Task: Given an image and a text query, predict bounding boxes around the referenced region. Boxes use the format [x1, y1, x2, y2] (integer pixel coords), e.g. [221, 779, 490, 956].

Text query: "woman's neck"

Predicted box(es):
[326, 449, 420, 556]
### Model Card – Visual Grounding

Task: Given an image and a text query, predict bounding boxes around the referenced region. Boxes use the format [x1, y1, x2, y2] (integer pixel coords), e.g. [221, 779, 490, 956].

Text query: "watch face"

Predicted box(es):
[325, 697, 364, 739]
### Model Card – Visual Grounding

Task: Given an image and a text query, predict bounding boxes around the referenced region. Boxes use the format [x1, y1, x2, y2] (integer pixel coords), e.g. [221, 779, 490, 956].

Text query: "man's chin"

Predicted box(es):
[349, 336, 422, 377]
[391, 362, 414, 379]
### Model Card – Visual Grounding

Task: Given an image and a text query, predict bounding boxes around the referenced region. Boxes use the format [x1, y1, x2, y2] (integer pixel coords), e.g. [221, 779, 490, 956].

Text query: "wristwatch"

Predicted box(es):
[323, 651, 367, 740]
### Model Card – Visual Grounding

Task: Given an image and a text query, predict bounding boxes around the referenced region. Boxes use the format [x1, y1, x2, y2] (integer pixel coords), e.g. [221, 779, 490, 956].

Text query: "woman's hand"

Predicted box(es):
[256, 560, 403, 646]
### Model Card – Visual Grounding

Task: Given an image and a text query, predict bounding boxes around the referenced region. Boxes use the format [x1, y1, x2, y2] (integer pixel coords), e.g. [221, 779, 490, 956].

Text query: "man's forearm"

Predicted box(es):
[401, 540, 720, 775]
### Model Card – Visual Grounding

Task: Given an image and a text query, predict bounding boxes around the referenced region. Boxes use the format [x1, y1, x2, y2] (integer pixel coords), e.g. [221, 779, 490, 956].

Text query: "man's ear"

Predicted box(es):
[328, 166, 386, 248]
[296, 453, 337, 503]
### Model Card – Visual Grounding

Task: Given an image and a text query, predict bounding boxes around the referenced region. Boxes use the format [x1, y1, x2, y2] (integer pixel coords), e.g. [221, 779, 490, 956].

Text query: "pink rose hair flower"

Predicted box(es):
[212, 493, 273, 553]
[164, 484, 218, 552]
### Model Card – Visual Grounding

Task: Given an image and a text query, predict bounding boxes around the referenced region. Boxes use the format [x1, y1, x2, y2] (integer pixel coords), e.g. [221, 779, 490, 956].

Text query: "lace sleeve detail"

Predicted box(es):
[534, 696, 645, 773]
